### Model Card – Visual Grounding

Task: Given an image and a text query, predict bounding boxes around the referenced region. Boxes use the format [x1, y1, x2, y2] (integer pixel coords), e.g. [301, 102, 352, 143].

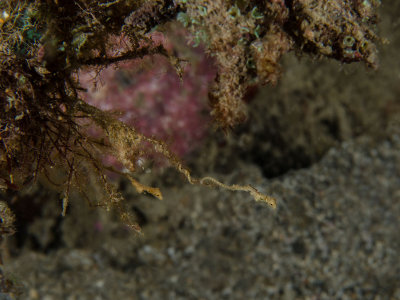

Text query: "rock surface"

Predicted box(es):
[3, 132, 400, 300]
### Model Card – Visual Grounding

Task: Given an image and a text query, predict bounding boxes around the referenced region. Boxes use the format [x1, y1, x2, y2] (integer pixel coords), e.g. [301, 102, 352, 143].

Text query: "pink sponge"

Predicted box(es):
[80, 31, 216, 161]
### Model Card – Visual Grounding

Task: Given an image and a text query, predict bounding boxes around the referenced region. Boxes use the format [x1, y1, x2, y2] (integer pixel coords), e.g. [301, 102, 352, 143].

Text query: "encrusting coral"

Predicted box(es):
[179, 0, 381, 128]
[0, 0, 381, 238]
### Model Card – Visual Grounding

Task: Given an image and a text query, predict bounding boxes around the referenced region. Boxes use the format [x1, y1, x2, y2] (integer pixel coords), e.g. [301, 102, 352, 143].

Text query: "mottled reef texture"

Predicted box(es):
[0, 1, 399, 299]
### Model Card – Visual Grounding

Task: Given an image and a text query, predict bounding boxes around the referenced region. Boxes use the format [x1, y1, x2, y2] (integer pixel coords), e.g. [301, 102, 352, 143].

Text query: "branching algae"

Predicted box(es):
[0, 0, 381, 237]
